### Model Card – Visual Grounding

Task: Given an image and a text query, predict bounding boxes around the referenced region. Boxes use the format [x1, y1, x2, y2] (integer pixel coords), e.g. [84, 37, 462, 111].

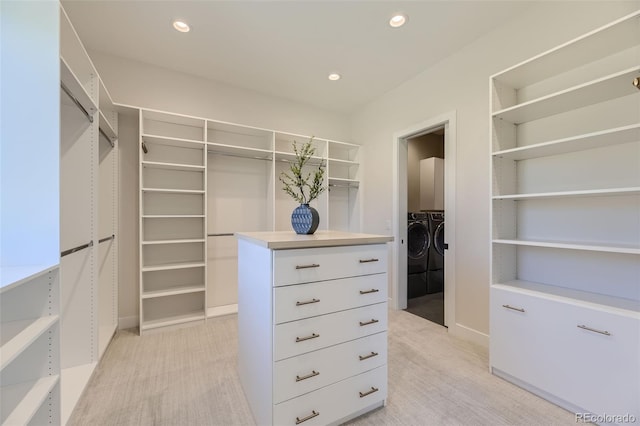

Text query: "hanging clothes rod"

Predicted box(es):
[98, 234, 116, 244]
[61, 240, 94, 257]
[207, 150, 272, 162]
[60, 82, 94, 123]
[328, 183, 359, 188]
[208, 233, 234, 237]
[99, 128, 115, 148]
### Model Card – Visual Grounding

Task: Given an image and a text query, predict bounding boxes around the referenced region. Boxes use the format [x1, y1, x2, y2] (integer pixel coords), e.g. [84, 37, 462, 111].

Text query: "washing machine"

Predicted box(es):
[407, 212, 429, 298]
[426, 211, 445, 294]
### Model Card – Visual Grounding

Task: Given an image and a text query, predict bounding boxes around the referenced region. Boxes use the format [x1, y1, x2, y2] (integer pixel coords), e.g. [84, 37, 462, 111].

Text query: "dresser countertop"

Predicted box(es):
[235, 230, 393, 249]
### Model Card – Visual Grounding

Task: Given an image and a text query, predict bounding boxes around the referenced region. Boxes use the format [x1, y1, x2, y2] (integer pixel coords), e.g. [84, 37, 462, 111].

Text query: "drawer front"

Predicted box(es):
[274, 274, 387, 324]
[274, 331, 387, 403]
[274, 244, 387, 286]
[273, 365, 387, 426]
[274, 302, 387, 361]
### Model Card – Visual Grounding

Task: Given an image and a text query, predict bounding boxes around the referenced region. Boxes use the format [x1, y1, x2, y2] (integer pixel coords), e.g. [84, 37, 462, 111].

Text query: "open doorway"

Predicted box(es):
[392, 111, 456, 331]
[406, 129, 445, 326]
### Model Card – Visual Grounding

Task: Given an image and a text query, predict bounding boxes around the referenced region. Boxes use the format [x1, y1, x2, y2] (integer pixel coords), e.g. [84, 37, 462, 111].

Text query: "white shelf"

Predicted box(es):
[328, 158, 359, 166]
[274, 151, 324, 164]
[141, 133, 205, 148]
[141, 161, 205, 172]
[141, 311, 205, 331]
[493, 281, 640, 317]
[141, 261, 206, 272]
[0, 316, 59, 371]
[141, 188, 205, 195]
[0, 264, 58, 291]
[328, 177, 360, 188]
[1, 375, 59, 426]
[142, 285, 205, 299]
[60, 57, 97, 116]
[98, 110, 117, 141]
[492, 239, 640, 255]
[493, 67, 640, 124]
[142, 215, 205, 219]
[492, 11, 640, 88]
[142, 239, 205, 245]
[207, 304, 238, 318]
[493, 187, 640, 201]
[207, 142, 273, 160]
[492, 124, 640, 160]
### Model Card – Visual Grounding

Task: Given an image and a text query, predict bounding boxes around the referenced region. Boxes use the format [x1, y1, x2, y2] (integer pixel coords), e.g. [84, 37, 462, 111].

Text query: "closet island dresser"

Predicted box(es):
[236, 231, 393, 426]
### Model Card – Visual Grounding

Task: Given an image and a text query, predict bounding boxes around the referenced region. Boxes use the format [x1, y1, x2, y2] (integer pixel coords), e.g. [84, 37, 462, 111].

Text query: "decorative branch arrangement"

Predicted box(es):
[279, 137, 326, 204]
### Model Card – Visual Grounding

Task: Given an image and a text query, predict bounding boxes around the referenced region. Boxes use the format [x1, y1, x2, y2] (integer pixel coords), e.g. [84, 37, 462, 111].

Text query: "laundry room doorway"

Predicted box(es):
[392, 111, 456, 330]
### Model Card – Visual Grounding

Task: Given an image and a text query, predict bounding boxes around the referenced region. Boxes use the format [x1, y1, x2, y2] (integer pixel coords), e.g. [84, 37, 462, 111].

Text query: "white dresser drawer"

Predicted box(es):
[274, 274, 387, 324]
[274, 244, 387, 286]
[273, 365, 387, 426]
[274, 302, 387, 361]
[274, 331, 387, 403]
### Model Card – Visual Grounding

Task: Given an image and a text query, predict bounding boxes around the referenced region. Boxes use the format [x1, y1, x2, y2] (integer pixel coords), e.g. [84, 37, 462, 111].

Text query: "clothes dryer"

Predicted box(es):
[407, 212, 429, 298]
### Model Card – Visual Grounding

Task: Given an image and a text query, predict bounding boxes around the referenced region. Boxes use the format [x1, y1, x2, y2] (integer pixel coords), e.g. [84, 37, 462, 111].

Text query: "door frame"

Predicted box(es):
[392, 111, 456, 329]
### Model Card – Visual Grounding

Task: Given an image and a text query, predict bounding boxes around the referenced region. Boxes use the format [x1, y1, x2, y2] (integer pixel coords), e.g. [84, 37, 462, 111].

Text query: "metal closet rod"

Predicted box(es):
[99, 234, 116, 244]
[207, 150, 272, 162]
[208, 233, 234, 237]
[328, 183, 358, 188]
[99, 128, 115, 148]
[61, 240, 94, 257]
[60, 82, 93, 123]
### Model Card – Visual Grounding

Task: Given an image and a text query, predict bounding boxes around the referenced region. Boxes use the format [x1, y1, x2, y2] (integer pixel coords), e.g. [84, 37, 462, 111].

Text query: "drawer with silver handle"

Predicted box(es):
[274, 273, 387, 324]
[273, 365, 387, 426]
[274, 302, 387, 361]
[274, 331, 387, 403]
[274, 244, 387, 286]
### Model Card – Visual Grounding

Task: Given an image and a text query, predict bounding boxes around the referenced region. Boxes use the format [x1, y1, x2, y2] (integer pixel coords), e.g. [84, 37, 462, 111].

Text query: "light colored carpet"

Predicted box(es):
[68, 310, 574, 426]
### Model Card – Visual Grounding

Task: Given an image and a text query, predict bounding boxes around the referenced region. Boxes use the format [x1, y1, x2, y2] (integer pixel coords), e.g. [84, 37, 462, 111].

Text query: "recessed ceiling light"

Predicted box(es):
[328, 73, 341, 81]
[389, 13, 407, 28]
[173, 20, 190, 33]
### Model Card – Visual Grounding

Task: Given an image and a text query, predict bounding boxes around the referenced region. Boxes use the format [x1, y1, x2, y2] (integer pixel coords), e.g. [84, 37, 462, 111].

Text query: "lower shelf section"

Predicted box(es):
[1, 375, 59, 425]
[61, 362, 98, 425]
[207, 304, 238, 318]
[141, 311, 205, 332]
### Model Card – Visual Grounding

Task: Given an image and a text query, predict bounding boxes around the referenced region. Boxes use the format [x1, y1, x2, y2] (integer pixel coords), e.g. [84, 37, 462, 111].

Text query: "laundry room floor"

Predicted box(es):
[406, 292, 445, 326]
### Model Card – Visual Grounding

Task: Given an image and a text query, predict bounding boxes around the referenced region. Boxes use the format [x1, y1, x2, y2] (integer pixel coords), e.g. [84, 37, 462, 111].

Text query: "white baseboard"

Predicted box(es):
[450, 323, 489, 348]
[207, 304, 238, 318]
[118, 315, 138, 330]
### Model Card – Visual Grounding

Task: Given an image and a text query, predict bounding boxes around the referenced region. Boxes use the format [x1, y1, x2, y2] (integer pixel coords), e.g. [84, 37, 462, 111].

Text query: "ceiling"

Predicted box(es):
[62, 1, 535, 114]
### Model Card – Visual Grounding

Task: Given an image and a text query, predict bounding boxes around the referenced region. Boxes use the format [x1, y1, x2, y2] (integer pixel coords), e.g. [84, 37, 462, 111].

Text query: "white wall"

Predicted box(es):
[88, 53, 352, 328]
[351, 1, 640, 341]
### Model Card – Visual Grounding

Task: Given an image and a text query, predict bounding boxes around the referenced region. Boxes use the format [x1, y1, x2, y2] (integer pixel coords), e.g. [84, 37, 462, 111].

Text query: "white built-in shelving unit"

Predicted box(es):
[138, 108, 361, 332]
[490, 10, 640, 420]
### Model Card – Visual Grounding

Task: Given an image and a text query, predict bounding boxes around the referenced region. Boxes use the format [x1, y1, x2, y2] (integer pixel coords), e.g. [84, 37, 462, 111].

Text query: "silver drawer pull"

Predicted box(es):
[296, 333, 319, 343]
[360, 289, 379, 295]
[359, 258, 379, 263]
[359, 319, 379, 327]
[577, 324, 611, 336]
[359, 386, 379, 398]
[296, 298, 320, 306]
[296, 263, 320, 270]
[296, 370, 320, 382]
[296, 410, 319, 424]
[359, 351, 379, 361]
[502, 304, 525, 313]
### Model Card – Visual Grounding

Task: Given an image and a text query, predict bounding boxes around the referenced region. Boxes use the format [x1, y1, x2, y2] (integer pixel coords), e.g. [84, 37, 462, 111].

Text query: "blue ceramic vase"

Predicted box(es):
[291, 204, 319, 235]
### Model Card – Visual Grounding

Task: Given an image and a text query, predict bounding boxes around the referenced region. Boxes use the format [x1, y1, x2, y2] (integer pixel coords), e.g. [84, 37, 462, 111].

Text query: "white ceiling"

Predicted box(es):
[62, 0, 534, 114]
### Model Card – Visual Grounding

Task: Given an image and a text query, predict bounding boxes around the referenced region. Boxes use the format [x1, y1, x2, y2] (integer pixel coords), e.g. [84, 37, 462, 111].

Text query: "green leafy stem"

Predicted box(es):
[279, 137, 326, 204]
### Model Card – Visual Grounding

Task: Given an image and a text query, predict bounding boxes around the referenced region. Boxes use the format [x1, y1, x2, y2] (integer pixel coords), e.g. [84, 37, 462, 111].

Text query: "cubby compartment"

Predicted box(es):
[141, 292, 205, 331]
[143, 217, 205, 242]
[142, 267, 205, 298]
[328, 140, 359, 163]
[142, 242, 205, 270]
[207, 120, 273, 158]
[142, 192, 204, 216]
[275, 132, 326, 160]
[141, 110, 205, 142]
[142, 164, 205, 191]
